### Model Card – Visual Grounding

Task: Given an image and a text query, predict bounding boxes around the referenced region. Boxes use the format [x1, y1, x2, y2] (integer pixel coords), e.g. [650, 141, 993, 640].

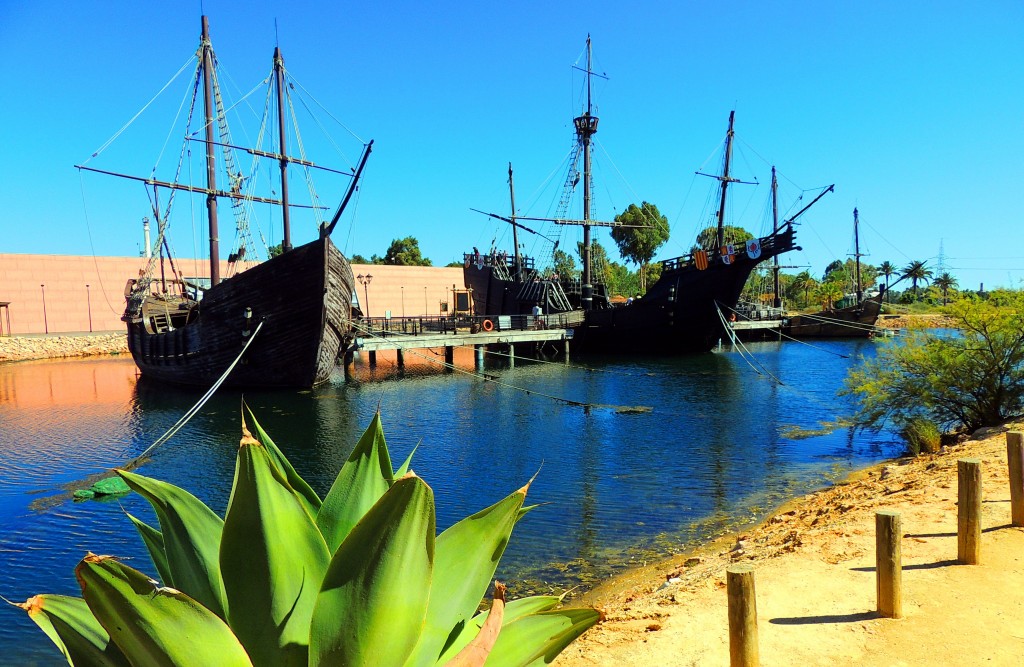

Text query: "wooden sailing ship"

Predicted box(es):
[78, 16, 371, 388]
[783, 208, 882, 339]
[465, 38, 822, 353]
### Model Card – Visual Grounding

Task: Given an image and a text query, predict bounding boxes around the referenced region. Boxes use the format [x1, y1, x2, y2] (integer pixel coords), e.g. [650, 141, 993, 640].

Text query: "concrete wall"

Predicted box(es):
[0, 253, 464, 335]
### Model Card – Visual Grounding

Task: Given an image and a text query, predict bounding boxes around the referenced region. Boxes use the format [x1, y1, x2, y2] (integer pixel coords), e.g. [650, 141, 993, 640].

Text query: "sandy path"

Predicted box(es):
[557, 423, 1024, 666]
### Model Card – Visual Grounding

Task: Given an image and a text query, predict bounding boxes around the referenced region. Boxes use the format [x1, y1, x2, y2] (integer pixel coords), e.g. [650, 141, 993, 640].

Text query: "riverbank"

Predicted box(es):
[556, 423, 1024, 666]
[0, 332, 127, 362]
[877, 312, 956, 330]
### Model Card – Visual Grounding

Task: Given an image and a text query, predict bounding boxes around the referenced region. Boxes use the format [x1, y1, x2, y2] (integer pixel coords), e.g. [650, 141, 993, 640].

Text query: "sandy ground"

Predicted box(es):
[557, 422, 1024, 666]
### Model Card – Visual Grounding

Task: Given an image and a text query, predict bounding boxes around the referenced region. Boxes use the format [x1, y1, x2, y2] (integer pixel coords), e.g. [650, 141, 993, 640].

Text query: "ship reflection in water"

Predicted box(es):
[0, 342, 901, 662]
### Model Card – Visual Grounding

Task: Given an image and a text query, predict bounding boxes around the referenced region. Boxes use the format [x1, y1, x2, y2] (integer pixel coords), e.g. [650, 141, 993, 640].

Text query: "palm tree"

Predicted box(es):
[901, 260, 933, 300]
[878, 261, 896, 301]
[817, 281, 844, 310]
[933, 272, 959, 305]
[790, 271, 817, 308]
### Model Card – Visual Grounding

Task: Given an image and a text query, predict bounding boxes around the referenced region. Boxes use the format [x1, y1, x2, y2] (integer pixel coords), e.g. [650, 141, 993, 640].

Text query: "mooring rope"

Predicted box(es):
[123, 320, 265, 468]
[716, 304, 785, 385]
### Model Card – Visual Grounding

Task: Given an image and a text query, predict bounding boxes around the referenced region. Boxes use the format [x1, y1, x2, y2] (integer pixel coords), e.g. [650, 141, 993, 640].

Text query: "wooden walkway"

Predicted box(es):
[346, 312, 581, 371]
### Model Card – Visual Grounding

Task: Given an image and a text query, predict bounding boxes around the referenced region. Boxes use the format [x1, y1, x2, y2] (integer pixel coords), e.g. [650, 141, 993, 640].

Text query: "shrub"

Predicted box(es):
[901, 416, 942, 455]
[844, 289, 1024, 433]
[13, 405, 598, 666]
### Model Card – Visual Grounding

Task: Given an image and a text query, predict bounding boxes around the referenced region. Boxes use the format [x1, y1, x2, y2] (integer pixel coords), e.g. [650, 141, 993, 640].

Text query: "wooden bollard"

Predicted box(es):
[727, 564, 759, 667]
[875, 510, 902, 618]
[957, 458, 982, 564]
[1008, 432, 1024, 527]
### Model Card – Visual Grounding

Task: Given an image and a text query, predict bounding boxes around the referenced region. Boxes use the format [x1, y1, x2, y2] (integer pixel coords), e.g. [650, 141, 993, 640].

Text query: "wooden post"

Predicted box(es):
[875, 510, 902, 618]
[564, 338, 570, 364]
[957, 458, 982, 564]
[1008, 432, 1024, 527]
[508, 343, 515, 368]
[396, 348, 404, 370]
[368, 350, 377, 369]
[727, 564, 758, 667]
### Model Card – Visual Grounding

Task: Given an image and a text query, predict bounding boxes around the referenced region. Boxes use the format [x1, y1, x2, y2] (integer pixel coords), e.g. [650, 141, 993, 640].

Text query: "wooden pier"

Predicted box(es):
[344, 312, 582, 372]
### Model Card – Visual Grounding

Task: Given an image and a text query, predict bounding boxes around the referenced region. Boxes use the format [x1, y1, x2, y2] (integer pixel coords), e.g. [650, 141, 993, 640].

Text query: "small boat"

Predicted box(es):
[466, 38, 828, 353]
[77, 16, 372, 388]
[783, 208, 883, 339]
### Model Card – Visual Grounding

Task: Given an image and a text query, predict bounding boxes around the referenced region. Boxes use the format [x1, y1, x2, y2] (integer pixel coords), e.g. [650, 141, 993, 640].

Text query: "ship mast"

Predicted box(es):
[508, 163, 521, 281]
[853, 207, 863, 303]
[201, 16, 221, 286]
[771, 166, 781, 308]
[274, 47, 293, 252]
[715, 111, 736, 249]
[574, 35, 600, 310]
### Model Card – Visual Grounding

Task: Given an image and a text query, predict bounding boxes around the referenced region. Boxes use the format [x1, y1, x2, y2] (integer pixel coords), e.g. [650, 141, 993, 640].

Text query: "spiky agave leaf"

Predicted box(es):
[443, 581, 507, 667]
[241, 401, 321, 516]
[75, 554, 251, 667]
[309, 474, 434, 667]
[14, 594, 130, 667]
[124, 513, 173, 587]
[220, 432, 330, 667]
[117, 470, 227, 619]
[316, 411, 395, 552]
[406, 483, 528, 665]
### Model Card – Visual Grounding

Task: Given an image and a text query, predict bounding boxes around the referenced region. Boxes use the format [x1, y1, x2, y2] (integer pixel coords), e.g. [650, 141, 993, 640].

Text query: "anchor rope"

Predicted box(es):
[123, 320, 266, 468]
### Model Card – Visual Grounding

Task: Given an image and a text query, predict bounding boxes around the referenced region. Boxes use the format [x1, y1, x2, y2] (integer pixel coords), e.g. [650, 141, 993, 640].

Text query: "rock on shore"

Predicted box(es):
[0, 333, 128, 362]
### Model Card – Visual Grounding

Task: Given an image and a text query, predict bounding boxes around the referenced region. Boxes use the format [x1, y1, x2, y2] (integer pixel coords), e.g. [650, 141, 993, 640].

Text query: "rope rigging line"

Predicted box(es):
[125, 320, 266, 467]
[33, 322, 266, 511]
[715, 303, 785, 385]
[348, 322, 650, 412]
[83, 55, 198, 163]
[721, 305, 852, 359]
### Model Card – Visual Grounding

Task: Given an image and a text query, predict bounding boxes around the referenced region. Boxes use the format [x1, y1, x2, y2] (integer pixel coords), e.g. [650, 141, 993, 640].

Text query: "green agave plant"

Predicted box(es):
[14, 405, 599, 666]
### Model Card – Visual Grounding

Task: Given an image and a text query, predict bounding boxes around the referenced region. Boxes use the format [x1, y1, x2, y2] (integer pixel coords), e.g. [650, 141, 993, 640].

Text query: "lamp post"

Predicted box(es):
[40, 284, 48, 334]
[357, 273, 373, 317]
[86, 284, 93, 332]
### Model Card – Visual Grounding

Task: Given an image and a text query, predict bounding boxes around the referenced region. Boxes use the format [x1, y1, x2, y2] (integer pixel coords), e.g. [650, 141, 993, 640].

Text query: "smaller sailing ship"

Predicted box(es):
[77, 16, 372, 388]
[783, 208, 883, 338]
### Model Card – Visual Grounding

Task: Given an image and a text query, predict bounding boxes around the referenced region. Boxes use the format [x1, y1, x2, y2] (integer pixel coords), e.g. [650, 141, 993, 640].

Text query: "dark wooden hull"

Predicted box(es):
[570, 254, 763, 353]
[465, 226, 797, 355]
[125, 237, 354, 388]
[783, 295, 882, 338]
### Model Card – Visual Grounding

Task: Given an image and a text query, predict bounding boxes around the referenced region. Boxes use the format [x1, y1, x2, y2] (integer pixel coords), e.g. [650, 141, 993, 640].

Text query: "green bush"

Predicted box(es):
[901, 416, 942, 455]
[14, 406, 598, 666]
[844, 289, 1024, 433]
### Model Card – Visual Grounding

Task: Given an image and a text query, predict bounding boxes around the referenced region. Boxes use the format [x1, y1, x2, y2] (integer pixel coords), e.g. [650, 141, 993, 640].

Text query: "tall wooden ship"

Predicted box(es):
[465, 39, 825, 354]
[78, 16, 372, 388]
[783, 208, 882, 338]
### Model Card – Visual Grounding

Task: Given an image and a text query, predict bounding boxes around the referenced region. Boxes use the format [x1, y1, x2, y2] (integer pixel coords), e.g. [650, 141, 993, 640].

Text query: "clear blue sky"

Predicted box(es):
[3, 1, 1022, 291]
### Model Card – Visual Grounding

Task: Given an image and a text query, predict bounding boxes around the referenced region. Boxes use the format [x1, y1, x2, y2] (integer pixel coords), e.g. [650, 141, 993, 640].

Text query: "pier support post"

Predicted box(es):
[508, 343, 515, 368]
[564, 338, 570, 364]
[444, 346, 454, 372]
[875, 510, 902, 618]
[727, 564, 758, 667]
[1008, 431, 1024, 527]
[368, 350, 377, 369]
[957, 458, 982, 564]
[475, 344, 484, 371]
[396, 348, 404, 370]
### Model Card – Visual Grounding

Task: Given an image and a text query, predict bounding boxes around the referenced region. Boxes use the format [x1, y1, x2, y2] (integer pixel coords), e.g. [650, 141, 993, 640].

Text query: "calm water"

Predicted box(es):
[0, 340, 900, 664]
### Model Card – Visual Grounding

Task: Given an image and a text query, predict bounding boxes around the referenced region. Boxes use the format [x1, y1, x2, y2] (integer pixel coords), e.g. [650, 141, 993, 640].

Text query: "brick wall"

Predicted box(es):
[0, 254, 465, 335]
